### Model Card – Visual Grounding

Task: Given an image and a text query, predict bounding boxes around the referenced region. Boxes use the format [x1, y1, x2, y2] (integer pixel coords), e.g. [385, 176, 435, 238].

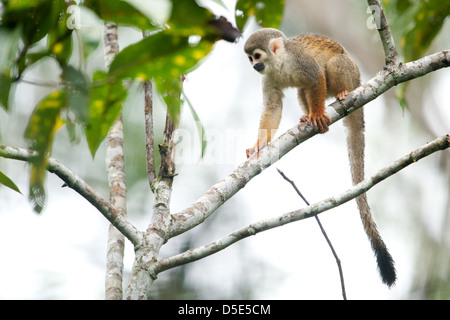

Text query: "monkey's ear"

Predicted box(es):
[269, 38, 284, 55]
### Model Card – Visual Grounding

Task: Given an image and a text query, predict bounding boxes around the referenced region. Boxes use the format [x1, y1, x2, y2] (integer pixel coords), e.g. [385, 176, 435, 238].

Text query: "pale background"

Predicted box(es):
[0, 0, 449, 299]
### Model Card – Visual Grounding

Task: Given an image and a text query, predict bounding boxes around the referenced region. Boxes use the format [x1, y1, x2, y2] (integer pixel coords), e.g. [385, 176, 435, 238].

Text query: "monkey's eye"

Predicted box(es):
[254, 53, 261, 60]
[248, 56, 253, 63]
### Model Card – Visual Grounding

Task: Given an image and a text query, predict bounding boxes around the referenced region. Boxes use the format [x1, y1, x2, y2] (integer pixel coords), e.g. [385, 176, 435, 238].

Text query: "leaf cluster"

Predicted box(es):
[235, 0, 284, 30]
[0, 0, 224, 212]
[0, 0, 285, 212]
[382, 0, 450, 109]
[383, 0, 450, 62]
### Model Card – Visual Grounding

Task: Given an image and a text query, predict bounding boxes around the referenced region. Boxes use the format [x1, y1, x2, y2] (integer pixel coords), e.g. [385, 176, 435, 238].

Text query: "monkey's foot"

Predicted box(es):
[246, 146, 257, 158]
[246, 140, 268, 158]
[246, 142, 261, 158]
[298, 116, 308, 132]
[300, 113, 331, 133]
[337, 90, 349, 101]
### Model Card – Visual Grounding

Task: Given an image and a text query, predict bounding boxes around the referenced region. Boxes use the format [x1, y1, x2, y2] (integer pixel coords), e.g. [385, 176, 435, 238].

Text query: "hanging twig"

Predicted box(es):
[150, 135, 450, 279]
[276, 168, 347, 300]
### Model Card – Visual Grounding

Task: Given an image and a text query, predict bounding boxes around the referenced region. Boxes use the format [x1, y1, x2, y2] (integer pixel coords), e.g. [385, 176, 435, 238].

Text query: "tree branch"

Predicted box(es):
[143, 28, 156, 189]
[367, 0, 399, 66]
[104, 22, 127, 300]
[124, 76, 184, 300]
[103, 22, 120, 70]
[105, 116, 128, 300]
[152, 135, 450, 275]
[168, 49, 450, 239]
[0, 144, 143, 247]
[144, 80, 156, 188]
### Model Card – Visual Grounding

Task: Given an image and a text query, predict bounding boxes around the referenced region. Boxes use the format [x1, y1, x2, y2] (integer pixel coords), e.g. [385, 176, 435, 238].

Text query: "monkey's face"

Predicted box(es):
[247, 49, 268, 73]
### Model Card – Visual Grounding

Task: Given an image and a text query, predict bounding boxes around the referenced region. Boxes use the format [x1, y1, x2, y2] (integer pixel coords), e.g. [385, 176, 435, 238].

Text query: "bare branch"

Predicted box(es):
[144, 80, 156, 188]
[158, 114, 177, 181]
[142, 27, 156, 189]
[152, 135, 450, 275]
[105, 116, 127, 300]
[103, 22, 128, 300]
[103, 22, 120, 69]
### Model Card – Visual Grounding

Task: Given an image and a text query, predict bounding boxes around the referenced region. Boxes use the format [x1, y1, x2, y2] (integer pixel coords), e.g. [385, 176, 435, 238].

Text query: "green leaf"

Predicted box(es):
[0, 26, 22, 110]
[0, 26, 22, 69]
[167, 1, 240, 42]
[1, 1, 75, 79]
[395, 83, 409, 111]
[109, 32, 213, 81]
[85, 71, 126, 157]
[25, 90, 65, 151]
[402, 1, 450, 61]
[154, 77, 182, 125]
[24, 90, 65, 213]
[235, 0, 285, 30]
[382, 0, 449, 109]
[107, 0, 217, 81]
[48, 35, 73, 65]
[4, 0, 48, 11]
[47, 2, 74, 64]
[3, 0, 54, 46]
[0, 73, 12, 111]
[0, 170, 22, 195]
[104, 1, 216, 125]
[168, 0, 214, 37]
[83, 0, 156, 31]
[108, 31, 212, 124]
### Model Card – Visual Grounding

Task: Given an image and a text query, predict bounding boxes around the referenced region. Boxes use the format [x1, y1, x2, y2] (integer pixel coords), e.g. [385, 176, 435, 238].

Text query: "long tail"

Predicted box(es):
[343, 108, 396, 287]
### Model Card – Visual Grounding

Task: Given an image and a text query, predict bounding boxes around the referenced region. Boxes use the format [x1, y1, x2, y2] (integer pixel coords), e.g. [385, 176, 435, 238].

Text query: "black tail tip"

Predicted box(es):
[377, 248, 397, 287]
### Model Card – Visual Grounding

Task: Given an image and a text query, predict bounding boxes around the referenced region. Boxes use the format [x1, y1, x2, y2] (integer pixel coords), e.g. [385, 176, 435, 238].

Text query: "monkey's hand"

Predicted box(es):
[300, 113, 331, 133]
[246, 140, 266, 158]
[246, 146, 257, 158]
[337, 90, 349, 101]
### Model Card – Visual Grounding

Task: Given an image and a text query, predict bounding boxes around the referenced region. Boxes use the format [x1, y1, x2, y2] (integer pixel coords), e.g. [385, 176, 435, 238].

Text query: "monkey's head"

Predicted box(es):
[244, 28, 286, 74]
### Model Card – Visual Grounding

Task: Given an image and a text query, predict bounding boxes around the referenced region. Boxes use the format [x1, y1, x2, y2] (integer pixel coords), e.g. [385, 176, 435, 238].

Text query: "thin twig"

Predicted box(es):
[151, 135, 450, 278]
[276, 168, 347, 300]
[142, 29, 156, 189]
[144, 80, 156, 188]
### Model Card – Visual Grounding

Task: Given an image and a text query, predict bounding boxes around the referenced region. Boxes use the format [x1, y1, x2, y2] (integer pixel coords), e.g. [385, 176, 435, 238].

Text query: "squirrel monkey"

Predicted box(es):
[244, 28, 396, 287]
